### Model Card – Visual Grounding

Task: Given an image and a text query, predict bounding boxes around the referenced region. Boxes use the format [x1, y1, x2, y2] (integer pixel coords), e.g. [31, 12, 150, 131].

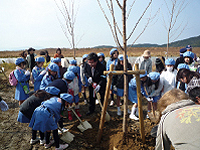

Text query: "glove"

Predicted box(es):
[147, 97, 153, 102]
[94, 84, 101, 93]
[25, 70, 30, 76]
[0, 100, 9, 111]
[113, 85, 117, 92]
[40, 70, 46, 75]
[88, 77, 93, 84]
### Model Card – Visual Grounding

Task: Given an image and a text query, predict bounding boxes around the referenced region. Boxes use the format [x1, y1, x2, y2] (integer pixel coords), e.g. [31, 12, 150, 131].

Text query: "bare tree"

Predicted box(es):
[97, 0, 157, 135]
[54, 0, 82, 59]
[162, 0, 188, 58]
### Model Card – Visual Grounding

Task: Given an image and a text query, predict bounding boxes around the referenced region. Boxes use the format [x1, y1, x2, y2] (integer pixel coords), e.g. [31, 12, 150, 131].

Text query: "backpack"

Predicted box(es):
[9, 70, 18, 86]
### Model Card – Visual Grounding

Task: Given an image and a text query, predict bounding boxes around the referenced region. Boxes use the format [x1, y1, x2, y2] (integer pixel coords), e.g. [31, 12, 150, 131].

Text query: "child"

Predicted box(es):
[51, 57, 67, 79]
[29, 92, 73, 150]
[129, 71, 149, 120]
[113, 54, 133, 116]
[97, 52, 106, 67]
[106, 48, 119, 106]
[183, 51, 197, 71]
[67, 66, 82, 120]
[14, 57, 30, 105]
[80, 54, 89, 104]
[18, 87, 59, 145]
[146, 72, 163, 118]
[160, 58, 177, 96]
[40, 63, 58, 90]
[32, 57, 46, 91]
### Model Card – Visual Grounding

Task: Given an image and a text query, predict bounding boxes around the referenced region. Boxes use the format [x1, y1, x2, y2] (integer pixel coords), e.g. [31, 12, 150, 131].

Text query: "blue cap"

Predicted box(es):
[35, 57, 45, 62]
[15, 58, 25, 65]
[67, 66, 78, 74]
[165, 58, 175, 65]
[183, 51, 194, 59]
[63, 71, 75, 80]
[149, 72, 160, 81]
[60, 93, 73, 103]
[97, 52, 105, 57]
[177, 63, 190, 70]
[51, 57, 61, 63]
[45, 86, 60, 95]
[69, 59, 77, 65]
[180, 48, 187, 53]
[110, 48, 118, 56]
[118, 54, 128, 61]
[48, 63, 58, 72]
[140, 71, 147, 78]
[82, 54, 88, 59]
[186, 45, 192, 50]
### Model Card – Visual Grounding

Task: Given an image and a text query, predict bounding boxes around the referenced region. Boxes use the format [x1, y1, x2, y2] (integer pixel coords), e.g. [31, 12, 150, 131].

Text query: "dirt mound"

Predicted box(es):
[0, 79, 157, 150]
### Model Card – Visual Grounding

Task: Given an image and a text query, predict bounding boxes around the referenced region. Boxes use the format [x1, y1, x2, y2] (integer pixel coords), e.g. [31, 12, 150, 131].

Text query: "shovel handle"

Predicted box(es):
[71, 109, 83, 124]
[150, 101, 155, 117]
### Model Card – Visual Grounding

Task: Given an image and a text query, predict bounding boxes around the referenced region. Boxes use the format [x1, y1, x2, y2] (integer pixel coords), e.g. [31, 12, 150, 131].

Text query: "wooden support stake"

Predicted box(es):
[97, 64, 114, 143]
[135, 64, 145, 143]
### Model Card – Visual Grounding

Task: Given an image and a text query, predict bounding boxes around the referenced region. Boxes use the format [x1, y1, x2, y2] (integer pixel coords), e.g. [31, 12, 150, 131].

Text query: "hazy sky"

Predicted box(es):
[0, 0, 199, 51]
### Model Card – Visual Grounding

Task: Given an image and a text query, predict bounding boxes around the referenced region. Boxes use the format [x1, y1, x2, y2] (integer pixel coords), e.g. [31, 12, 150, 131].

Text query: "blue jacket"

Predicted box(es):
[14, 68, 30, 100]
[40, 72, 55, 90]
[106, 58, 118, 71]
[32, 66, 45, 91]
[29, 97, 62, 132]
[128, 78, 148, 104]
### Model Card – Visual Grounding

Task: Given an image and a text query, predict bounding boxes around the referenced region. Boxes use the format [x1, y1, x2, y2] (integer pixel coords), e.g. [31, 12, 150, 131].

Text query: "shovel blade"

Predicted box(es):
[60, 132, 75, 143]
[148, 111, 160, 123]
[77, 121, 92, 132]
[105, 112, 111, 122]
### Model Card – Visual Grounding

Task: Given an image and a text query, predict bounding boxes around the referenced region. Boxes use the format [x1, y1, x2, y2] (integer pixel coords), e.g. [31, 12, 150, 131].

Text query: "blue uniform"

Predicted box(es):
[128, 78, 148, 104]
[40, 72, 55, 90]
[32, 66, 45, 91]
[106, 58, 118, 71]
[29, 97, 62, 133]
[14, 68, 30, 101]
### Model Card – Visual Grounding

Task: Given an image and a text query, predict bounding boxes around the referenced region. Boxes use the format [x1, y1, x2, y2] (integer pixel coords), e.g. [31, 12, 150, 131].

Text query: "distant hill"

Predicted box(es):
[93, 35, 200, 48]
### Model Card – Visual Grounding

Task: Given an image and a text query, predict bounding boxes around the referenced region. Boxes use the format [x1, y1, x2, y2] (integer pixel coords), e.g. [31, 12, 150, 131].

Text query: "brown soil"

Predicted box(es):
[0, 77, 157, 150]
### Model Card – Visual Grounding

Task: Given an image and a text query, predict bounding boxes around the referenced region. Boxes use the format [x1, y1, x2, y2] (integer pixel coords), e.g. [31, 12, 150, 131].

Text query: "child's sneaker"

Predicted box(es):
[40, 139, 46, 145]
[129, 114, 139, 120]
[117, 109, 122, 116]
[55, 144, 69, 150]
[44, 140, 54, 149]
[30, 138, 39, 145]
[109, 100, 115, 106]
[84, 99, 87, 104]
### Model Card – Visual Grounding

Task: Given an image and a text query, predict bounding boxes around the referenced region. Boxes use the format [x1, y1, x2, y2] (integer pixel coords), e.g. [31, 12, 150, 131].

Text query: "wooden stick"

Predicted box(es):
[135, 64, 145, 143]
[97, 64, 114, 143]
[104, 70, 145, 75]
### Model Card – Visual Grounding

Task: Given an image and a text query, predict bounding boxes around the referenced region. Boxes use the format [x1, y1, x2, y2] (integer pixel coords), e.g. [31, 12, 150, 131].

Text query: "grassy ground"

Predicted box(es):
[0, 47, 200, 58]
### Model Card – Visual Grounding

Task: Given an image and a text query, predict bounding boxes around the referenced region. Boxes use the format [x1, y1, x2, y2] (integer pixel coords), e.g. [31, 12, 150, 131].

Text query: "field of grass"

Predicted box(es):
[0, 47, 199, 58]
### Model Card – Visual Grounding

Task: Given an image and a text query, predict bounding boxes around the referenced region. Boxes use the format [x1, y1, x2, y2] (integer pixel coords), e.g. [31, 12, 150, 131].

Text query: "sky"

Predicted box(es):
[0, 0, 200, 51]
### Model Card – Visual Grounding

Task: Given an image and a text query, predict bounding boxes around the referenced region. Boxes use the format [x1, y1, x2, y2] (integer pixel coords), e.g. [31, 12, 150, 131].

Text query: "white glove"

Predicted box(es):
[147, 97, 153, 102]
[0, 100, 9, 111]
[40, 70, 46, 75]
[88, 77, 93, 84]
[25, 70, 30, 76]
[113, 85, 117, 92]
[94, 84, 101, 93]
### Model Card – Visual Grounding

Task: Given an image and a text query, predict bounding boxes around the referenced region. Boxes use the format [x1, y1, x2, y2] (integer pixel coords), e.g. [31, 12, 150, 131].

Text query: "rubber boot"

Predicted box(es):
[75, 104, 82, 117]
[67, 110, 73, 121]
[75, 109, 82, 118]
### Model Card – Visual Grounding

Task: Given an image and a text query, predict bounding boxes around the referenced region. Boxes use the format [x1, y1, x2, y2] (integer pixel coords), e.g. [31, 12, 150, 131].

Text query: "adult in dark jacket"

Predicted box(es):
[174, 48, 187, 69]
[113, 55, 133, 115]
[84, 52, 106, 115]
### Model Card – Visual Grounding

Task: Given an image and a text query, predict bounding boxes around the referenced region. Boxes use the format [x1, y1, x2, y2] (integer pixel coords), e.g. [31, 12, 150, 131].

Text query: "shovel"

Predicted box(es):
[147, 101, 160, 123]
[71, 109, 92, 132]
[96, 93, 110, 122]
[58, 127, 75, 143]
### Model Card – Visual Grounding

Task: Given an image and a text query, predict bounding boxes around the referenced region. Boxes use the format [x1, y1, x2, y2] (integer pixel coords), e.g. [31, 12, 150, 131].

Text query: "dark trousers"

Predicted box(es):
[88, 85, 105, 112]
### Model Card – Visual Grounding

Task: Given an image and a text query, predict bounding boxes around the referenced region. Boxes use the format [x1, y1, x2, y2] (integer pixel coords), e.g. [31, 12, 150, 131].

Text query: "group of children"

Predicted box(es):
[11, 45, 199, 149]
